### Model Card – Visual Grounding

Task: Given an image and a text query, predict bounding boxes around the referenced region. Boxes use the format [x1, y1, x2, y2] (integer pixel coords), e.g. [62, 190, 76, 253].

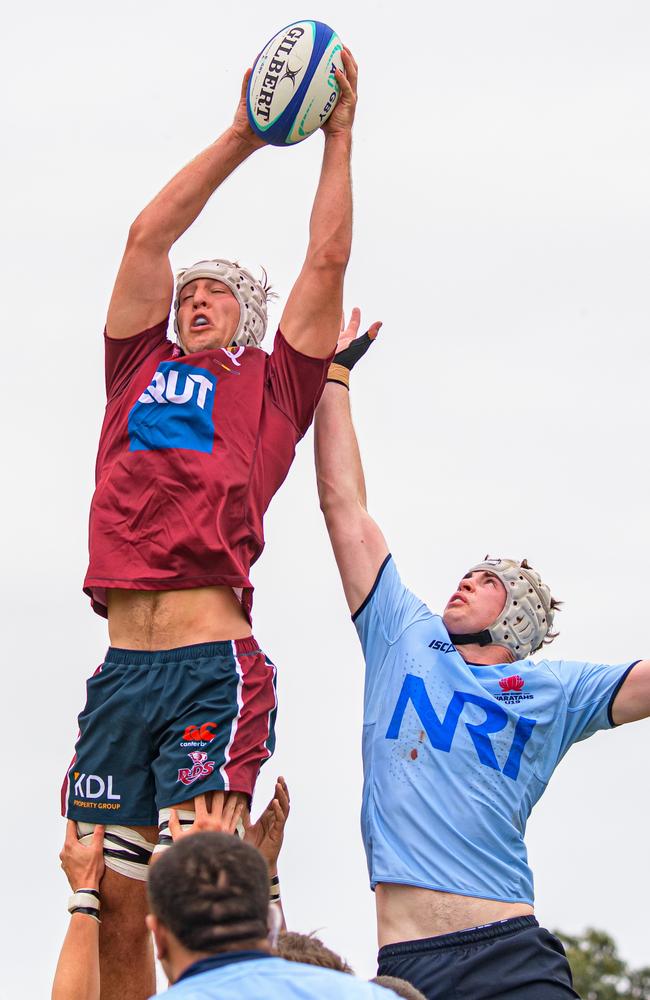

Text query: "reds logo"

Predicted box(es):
[177, 751, 216, 786]
[499, 675, 525, 692]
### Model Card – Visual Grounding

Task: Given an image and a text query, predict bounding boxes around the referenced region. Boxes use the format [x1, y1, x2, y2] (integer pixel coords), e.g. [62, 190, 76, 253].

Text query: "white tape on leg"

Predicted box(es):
[153, 809, 246, 854]
[154, 808, 196, 854]
[77, 822, 155, 882]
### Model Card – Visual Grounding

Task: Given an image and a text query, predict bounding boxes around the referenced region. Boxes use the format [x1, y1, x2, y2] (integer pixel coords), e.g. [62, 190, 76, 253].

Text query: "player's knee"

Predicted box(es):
[99, 866, 151, 942]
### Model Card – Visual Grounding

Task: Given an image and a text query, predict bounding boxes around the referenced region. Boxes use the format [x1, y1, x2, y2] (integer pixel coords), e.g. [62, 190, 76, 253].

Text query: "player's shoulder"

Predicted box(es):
[514, 656, 579, 705]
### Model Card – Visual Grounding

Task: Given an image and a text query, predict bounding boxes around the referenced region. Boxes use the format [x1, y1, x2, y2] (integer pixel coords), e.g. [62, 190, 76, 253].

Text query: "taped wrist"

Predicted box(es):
[269, 874, 281, 903]
[326, 363, 350, 389]
[68, 888, 101, 923]
[327, 331, 376, 389]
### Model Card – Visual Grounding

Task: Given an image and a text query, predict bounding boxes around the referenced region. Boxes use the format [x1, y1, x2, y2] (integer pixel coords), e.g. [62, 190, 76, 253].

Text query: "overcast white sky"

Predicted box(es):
[2, 1, 649, 995]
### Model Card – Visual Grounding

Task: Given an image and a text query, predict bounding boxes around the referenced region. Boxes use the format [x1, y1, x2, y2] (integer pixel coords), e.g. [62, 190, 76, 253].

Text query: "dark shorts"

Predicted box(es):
[62, 638, 277, 827]
[377, 916, 580, 1000]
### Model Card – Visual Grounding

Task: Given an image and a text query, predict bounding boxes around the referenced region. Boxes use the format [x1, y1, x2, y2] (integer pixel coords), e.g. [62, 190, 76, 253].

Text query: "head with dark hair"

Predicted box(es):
[275, 931, 353, 973]
[146, 832, 270, 983]
[371, 974, 428, 999]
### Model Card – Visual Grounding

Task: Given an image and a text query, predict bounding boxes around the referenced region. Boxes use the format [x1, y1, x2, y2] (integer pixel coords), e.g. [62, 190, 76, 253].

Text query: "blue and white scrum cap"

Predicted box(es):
[449, 557, 555, 661]
[174, 259, 268, 348]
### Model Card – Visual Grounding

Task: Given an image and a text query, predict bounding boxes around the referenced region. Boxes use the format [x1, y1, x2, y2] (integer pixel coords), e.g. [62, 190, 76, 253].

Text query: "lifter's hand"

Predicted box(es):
[59, 820, 105, 892]
[336, 307, 382, 354]
[243, 777, 290, 874]
[168, 792, 246, 840]
[231, 70, 266, 150]
[323, 47, 358, 137]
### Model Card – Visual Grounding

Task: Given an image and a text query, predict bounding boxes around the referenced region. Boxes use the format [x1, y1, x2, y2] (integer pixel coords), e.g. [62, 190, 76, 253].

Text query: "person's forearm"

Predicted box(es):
[130, 126, 262, 251]
[52, 916, 100, 1000]
[315, 381, 367, 516]
[307, 132, 353, 266]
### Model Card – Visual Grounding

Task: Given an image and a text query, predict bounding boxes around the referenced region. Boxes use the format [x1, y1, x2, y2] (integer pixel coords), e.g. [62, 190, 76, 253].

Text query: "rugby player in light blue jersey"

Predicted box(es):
[314, 310, 650, 1000]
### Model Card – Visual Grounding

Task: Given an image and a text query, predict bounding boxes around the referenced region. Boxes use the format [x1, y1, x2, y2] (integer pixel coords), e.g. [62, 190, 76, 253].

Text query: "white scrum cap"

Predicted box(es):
[466, 557, 555, 661]
[174, 259, 268, 348]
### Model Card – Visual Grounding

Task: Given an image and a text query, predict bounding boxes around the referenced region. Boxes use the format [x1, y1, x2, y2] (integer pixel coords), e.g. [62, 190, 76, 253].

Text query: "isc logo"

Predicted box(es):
[386, 674, 536, 782]
[129, 362, 217, 454]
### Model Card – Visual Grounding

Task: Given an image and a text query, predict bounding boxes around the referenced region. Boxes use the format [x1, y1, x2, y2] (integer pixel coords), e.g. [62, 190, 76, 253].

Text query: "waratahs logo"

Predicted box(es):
[499, 675, 525, 692]
[128, 362, 217, 453]
[496, 674, 533, 705]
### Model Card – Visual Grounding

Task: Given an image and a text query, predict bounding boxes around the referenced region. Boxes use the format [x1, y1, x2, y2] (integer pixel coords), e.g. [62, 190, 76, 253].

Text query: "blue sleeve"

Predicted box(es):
[352, 555, 430, 707]
[548, 659, 639, 755]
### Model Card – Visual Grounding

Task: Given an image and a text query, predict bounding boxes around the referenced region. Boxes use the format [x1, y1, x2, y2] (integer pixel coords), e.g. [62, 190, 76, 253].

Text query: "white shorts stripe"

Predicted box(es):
[219, 640, 245, 792]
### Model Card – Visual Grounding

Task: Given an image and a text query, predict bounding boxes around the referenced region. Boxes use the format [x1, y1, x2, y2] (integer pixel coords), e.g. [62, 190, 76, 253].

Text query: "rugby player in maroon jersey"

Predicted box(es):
[60, 51, 359, 1000]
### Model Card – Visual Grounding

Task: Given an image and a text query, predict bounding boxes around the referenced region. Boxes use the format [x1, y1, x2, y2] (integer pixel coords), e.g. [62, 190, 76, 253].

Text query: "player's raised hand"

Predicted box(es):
[336, 307, 382, 354]
[168, 792, 245, 840]
[59, 820, 105, 891]
[323, 47, 358, 137]
[231, 69, 266, 149]
[328, 308, 382, 390]
[243, 777, 290, 873]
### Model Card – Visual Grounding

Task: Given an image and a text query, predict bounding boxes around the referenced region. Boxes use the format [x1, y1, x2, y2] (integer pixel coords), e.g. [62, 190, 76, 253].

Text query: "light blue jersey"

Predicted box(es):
[163, 956, 388, 999]
[354, 556, 636, 905]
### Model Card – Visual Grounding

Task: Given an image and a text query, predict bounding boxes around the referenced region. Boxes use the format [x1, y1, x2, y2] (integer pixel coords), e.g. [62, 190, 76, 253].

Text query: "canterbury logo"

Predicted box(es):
[499, 675, 525, 692]
[182, 722, 217, 742]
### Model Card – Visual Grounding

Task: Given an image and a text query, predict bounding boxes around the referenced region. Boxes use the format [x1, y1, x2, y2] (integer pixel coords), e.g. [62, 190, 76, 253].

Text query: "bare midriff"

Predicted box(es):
[107, 586, 252, 650]
[376, 884, 534, 948]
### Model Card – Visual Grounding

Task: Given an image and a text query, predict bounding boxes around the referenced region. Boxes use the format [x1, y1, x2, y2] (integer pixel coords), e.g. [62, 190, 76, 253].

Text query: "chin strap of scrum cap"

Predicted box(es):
[449, 630, 493, 647]
[448, 557, 554, 661]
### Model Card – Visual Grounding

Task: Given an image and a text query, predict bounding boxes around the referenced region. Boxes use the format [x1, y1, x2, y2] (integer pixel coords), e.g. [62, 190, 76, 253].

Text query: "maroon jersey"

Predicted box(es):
[84, 319, 330, 618]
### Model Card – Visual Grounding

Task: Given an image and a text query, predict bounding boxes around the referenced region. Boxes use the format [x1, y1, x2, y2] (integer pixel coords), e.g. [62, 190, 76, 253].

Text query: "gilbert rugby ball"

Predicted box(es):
[247, 20, 343, 146]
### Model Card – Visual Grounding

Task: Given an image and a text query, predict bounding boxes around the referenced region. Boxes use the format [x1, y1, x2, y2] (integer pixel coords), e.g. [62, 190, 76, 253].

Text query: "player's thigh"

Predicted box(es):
[62, 662, 158, 828]
[154, 791, 249, 850]
[151, 641, 278, 810]
[100, 837, 156, 905]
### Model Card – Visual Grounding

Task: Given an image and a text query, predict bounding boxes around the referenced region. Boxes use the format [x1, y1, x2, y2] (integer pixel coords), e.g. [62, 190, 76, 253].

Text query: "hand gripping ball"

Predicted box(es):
[247, 20, 343, 146]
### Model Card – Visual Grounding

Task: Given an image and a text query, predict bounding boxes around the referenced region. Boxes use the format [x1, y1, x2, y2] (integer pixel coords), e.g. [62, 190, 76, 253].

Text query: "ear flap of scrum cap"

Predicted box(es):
[173, 259, 268, 348]
[468, 557, 554, 661]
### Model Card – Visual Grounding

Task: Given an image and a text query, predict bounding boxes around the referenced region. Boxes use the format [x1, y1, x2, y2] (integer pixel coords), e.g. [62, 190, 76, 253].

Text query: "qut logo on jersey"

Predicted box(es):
[128, 362, 217, 453]
[386, 674, 536, 781]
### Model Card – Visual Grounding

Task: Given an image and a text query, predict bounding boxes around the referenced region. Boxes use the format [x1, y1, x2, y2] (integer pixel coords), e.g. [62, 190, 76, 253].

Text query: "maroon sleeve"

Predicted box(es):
[266, 329, 333, 436]
[104, 318, 171, 399]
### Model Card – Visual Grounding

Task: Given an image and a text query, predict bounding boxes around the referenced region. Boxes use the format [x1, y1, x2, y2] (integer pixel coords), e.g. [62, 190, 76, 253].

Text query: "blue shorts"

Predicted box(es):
[377, 917, 579, 1000]
[62, 638, 277, 827]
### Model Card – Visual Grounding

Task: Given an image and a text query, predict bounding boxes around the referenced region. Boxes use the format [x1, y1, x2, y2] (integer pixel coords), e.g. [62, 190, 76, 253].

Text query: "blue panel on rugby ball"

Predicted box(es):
[247, 20, 343, 146]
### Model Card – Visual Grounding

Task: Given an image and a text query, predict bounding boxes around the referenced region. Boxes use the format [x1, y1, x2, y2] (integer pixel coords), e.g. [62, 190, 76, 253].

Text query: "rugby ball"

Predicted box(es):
[247, 21, 343, 146]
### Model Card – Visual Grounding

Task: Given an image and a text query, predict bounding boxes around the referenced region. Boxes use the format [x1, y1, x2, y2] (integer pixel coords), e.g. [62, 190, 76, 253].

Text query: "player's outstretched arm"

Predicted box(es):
[106, 71, 265, 341]
[315, 309, 389, 613]
[610, 659, 650, 724]
[52, 822, 104, 1000]
[280, 48, 357, 359]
